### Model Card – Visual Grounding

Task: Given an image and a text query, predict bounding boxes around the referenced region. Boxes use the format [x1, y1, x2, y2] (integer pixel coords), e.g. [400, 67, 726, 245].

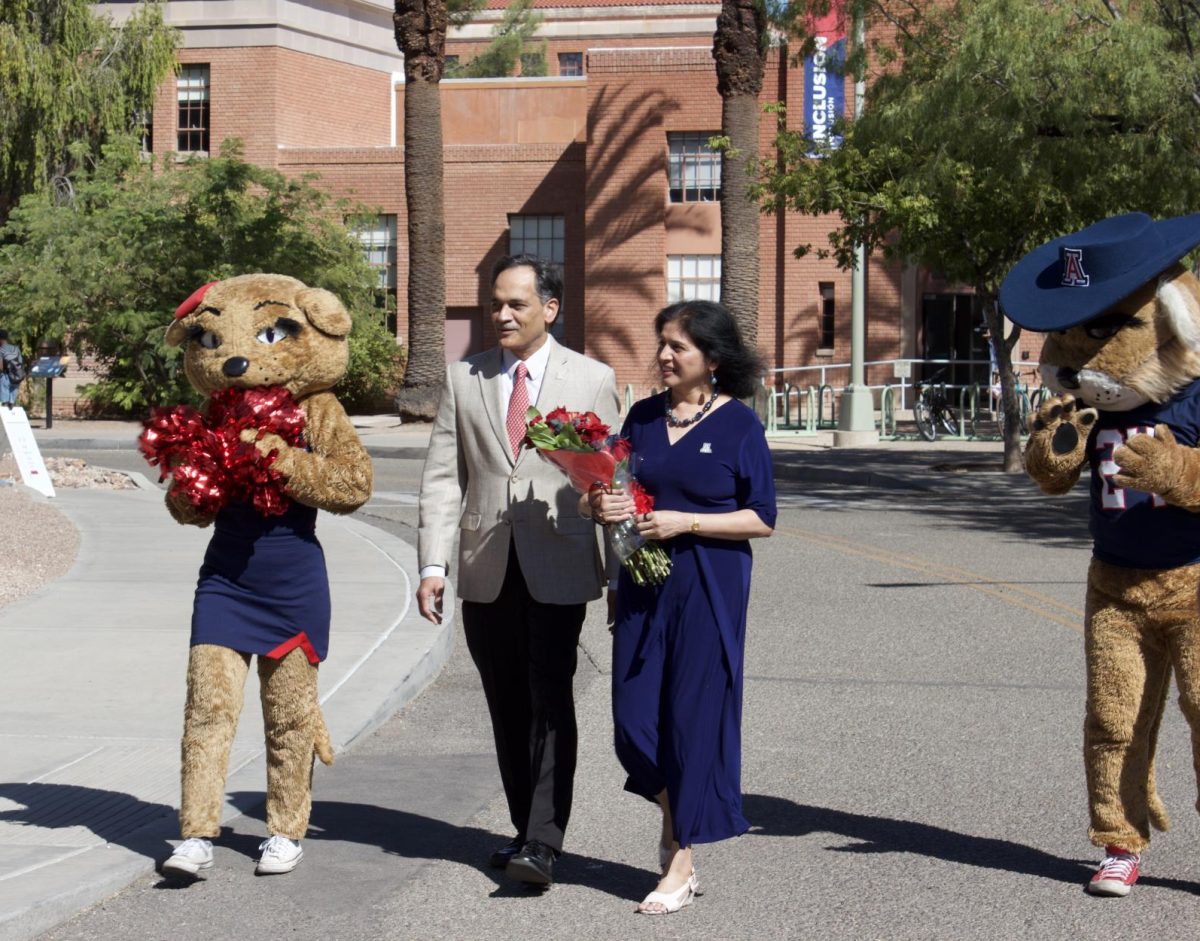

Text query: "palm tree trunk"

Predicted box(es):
[394, 0, 449, 420]
[400, 75, 446, 417]
[719, 91, 761, 348]
[713, 0, 766, 349]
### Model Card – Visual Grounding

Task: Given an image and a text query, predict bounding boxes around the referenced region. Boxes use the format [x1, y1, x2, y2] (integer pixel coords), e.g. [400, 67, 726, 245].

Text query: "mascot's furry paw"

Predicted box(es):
[1114, 424, 1200, 510]
[1024, 394, 1097, 493]
[240, 428, 295, 473]
[165, 489, 216, 528]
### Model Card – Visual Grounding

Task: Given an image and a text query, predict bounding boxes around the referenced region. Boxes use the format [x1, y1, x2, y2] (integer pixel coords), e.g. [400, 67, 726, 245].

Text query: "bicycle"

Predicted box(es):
[913, 368, 960, 441]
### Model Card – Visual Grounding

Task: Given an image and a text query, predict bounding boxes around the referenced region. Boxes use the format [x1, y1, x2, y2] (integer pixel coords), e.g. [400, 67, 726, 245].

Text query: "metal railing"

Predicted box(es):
[626, 359, 1043, 439]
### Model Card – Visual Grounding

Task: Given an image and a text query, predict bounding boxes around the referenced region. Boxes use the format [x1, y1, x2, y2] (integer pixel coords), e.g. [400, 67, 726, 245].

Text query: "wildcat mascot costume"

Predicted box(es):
[141, 274, 373, 878]
[1000, 213, 1200, 897]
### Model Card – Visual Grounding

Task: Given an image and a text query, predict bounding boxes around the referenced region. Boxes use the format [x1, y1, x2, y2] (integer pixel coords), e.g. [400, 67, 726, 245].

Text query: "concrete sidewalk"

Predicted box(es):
[0, 467, 451, 940]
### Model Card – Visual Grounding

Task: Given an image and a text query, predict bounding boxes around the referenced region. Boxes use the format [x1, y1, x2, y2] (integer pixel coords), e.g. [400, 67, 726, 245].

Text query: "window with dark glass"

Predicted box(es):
[818, 282, 835, 350]
[668, 132, 722, 203]
[177, 65, 210, 153]
[558, 52, 583, 76]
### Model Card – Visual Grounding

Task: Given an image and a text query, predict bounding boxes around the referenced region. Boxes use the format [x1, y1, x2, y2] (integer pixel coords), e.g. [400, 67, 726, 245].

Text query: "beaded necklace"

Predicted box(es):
[664, 388, 718, 428]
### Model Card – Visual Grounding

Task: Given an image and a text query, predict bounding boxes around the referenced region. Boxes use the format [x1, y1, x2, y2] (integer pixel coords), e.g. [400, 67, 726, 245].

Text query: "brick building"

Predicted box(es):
[97, 0, 1023, 409]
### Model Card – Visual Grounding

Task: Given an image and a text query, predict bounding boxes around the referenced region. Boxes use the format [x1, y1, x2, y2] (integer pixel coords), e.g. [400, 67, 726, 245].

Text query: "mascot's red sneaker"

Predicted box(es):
[1087, 846, 1140, 897]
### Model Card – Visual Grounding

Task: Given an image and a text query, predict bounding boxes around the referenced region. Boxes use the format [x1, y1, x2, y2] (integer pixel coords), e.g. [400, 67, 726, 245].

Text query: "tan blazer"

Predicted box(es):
[418, 336, 621, 604]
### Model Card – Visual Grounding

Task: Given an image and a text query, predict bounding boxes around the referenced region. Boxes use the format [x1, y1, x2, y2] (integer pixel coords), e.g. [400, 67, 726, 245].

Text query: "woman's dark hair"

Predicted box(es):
[491, 253, 564, 309]
[654, 300, 763, 399]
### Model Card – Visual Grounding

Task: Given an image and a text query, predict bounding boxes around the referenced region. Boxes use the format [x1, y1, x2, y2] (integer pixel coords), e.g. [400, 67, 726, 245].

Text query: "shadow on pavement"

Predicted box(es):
[745, 794, 1088, 884]
[228, 791, 655, 902]
[0, 782, 177, 865]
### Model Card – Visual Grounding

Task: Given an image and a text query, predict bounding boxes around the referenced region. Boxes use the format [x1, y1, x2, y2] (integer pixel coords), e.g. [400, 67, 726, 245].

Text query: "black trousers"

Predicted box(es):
[462, 540, 586, 853]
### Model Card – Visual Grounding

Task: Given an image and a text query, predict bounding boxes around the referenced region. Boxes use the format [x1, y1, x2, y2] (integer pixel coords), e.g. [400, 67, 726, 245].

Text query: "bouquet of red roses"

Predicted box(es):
[139, 386, 306, 517]
[524, 406, 671, 586]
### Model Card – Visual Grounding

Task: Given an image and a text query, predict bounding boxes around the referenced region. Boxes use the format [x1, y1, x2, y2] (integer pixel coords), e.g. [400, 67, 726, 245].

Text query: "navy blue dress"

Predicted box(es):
[612, 395, 777, 846]
[190, 501, 331, 664]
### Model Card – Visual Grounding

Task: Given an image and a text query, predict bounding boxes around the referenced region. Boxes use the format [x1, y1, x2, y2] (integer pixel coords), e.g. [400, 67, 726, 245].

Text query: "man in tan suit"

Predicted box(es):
[417, 254, 619, 887]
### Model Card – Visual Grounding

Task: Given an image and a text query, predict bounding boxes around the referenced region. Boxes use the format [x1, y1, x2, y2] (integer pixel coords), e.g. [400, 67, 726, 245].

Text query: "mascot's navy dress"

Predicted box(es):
[191, 501, 330, 664]
[612, 395, 776, 846]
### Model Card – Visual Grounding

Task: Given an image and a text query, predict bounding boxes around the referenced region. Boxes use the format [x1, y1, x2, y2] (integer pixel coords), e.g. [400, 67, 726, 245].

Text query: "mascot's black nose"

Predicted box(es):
[223, 357, 250, 378]
[1057, 367, 1080, 390]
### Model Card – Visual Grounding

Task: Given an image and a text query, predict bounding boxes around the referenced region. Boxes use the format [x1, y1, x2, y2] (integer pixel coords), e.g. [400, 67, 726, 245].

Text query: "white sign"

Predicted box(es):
[893, 361, 912, 379]
[0, 407, 55, 497]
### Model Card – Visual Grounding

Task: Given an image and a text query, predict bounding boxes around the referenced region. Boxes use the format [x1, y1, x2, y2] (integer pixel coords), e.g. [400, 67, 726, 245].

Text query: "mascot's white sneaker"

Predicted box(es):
[256, 835, 303, 875]
[162, 838, 214, 877]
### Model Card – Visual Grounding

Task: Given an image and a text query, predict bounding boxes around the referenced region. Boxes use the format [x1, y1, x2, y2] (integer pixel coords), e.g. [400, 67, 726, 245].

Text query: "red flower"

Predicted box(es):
[574, 411, 610, 446]
[609, 436, 632, 463]
[629, 479, 655, 515]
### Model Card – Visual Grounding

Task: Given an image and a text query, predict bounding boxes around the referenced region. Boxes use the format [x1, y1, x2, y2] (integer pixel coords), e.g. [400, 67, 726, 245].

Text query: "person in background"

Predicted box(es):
[588, 299, 776, 915]
[0, 330, 24, 409]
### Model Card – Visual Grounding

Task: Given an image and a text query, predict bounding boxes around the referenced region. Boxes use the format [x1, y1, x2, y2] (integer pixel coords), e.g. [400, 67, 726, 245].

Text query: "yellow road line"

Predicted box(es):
[773, 525, 1085, 634]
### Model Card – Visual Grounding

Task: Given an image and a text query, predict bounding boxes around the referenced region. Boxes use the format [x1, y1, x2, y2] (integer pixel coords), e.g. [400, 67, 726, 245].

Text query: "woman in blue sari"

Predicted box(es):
[588, 300, 776, 914]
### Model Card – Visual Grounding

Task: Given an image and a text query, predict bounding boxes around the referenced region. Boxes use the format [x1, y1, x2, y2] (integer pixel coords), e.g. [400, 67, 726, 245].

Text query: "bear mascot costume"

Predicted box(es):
[140, 273, 373, 878]
[1000, 212, 1200, 897]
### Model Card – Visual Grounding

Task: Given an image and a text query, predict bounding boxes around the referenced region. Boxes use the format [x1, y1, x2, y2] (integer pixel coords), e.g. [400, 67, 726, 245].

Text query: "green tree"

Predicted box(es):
[0, 0, 178, 226]
[0, 138, 403, 414]
[757, 0, 1200, 470]
[458, 0, 545, 78]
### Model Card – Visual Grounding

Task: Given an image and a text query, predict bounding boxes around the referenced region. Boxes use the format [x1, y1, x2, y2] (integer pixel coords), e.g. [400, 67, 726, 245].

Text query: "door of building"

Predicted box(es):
[920, 293, 988, 388]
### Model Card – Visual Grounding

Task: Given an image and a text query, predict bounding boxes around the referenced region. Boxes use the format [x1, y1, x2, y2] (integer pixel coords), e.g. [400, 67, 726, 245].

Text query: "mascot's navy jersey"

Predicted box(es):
[1089, 378, 1200, 569]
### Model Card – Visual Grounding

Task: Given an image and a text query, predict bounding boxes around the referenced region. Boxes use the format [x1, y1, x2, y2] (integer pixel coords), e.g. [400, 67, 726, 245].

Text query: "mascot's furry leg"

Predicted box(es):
[180, 644, 251, 837]
[1082, 561, 1200, 850]
[258, 648, 334, 840]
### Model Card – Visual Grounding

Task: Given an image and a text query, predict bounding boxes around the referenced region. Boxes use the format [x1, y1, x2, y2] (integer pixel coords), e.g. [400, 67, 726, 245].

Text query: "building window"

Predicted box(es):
[509, 214, 565, 265]
[667, 255, 721, 303]
[355, 215, 398, 334]
[668, 132, 721, 203]
[133, 109, 153, 156]
[558, 52, 583, 76]
[177, 65, 210, 153]
[520, 51, 547, 76]
[818, 282, 835, 351]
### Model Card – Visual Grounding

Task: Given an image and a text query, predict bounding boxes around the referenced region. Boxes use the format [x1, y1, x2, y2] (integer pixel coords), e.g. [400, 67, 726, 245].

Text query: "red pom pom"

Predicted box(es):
[139, 387, 307, 516]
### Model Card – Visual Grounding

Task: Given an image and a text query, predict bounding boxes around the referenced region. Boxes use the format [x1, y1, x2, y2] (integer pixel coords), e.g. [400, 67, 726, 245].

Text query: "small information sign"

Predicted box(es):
[30, 357, 68, 379]
[0, 406, 55, 497]
[893, 361, 912, 379]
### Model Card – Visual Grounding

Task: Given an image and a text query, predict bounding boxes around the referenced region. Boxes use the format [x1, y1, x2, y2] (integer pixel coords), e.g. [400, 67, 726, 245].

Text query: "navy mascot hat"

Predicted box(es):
[999, 212, 1200, 332]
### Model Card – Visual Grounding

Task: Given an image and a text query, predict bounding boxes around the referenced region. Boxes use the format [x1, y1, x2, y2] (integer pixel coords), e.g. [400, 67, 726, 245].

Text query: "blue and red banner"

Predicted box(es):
[804, 4, 847, 155]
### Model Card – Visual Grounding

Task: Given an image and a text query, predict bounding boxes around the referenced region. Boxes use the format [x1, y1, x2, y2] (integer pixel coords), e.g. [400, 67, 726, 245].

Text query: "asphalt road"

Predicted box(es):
[36, 452, 1200, 940]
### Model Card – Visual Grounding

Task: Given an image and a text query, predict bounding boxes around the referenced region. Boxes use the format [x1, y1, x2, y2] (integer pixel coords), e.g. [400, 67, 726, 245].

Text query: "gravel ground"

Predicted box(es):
[0, 455, 135, 608]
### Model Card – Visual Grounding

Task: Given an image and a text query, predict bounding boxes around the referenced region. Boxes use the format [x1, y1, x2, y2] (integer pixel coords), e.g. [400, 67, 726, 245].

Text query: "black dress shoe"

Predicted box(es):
[489, 837, 524, 869]
[505, 839, 557, 886]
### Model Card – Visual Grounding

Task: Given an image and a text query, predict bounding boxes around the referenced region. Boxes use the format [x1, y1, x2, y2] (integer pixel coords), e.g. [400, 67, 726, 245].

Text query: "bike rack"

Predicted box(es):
[879, 385, 897, 437]
[814, 383, 836, 429]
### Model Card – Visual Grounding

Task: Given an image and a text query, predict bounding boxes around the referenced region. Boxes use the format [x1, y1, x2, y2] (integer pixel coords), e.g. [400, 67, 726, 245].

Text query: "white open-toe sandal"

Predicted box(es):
[659, 843, 703, 896]
[637, 872, 697, 915]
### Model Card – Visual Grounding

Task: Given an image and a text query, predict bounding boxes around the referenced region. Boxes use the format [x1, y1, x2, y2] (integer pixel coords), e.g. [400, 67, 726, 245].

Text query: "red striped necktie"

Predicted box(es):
[506, 361, 529, 459]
